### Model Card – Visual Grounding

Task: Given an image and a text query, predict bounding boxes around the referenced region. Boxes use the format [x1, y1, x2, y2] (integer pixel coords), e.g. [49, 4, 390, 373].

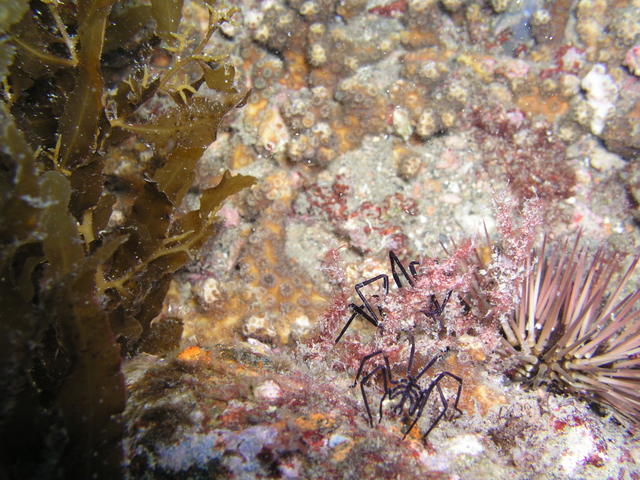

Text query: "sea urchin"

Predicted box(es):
[500, 234, 640, 423]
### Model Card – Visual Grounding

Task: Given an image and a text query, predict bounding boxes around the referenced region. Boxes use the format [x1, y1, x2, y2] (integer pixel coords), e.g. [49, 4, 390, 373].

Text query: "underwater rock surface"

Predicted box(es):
[120, 0, 640, 478]
[3, 0, 639, 477]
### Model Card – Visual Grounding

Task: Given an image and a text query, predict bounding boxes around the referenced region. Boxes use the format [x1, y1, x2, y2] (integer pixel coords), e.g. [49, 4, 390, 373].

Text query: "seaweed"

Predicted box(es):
[0, 0, 255, 477]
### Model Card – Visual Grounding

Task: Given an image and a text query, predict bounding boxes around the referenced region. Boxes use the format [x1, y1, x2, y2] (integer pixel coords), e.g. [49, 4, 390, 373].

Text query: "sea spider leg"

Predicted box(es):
[335, 274, 389, 343]
[351, 350, 384, 387]
[404, 382, 448, 440]
[406, 334, 417, 375]
[402, 353, 442, 425]
[420, 290, 453, 320]
[439, 290, 452, 313]
[420, 290, 453, 334]
[377, 355, 395, 422]
[335, 304, 378, 344]
[409, 261, 420, 277]
[389, 251, 417, 288]
[355, 274, 389, 322]
[335, 275, 388, 343]
[405, 370, 463, 439]
[434, 371, 463, 419]
[414, 355, 440, 382]
[350, 349, 387, 426]
[360, 364, 390, 427]
[384, 354, 395, 383]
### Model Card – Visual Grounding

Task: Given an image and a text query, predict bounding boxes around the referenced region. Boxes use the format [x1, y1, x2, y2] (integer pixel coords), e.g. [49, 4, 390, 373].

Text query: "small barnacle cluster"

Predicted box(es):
[243, 0, 505, 163]
[392, 48, 467, 138]
[393, 144, 425, 181]
[334, 0, 369, 18]
[288, 0, 337, 23]
[250, 53, 284, 91]
[401, 0, 451, 47]
[334, 74, 389, 136]
[305, 22, 333, 71]
[387, 80, 451, 141]
[251, 1, 306, 53]
[402, 51, 450, 85]
[281, 87, 340, 165]
[333, 16, 402, 66]
[303, 16, 403, 89]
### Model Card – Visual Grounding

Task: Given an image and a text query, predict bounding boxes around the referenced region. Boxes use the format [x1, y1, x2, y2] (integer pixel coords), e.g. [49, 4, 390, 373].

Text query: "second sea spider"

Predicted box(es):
[334, 251, 452, 343]
[351, 335, 463, 440]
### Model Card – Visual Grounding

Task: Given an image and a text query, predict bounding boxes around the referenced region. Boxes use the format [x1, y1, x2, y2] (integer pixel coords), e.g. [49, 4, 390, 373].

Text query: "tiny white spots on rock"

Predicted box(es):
[254, 380, 282, 401]
[445, 434, 484, 457]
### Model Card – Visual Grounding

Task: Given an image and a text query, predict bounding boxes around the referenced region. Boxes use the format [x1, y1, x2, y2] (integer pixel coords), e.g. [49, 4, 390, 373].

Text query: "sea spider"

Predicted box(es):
[351, 335, 463, 440]
[335, 251, 452, 343]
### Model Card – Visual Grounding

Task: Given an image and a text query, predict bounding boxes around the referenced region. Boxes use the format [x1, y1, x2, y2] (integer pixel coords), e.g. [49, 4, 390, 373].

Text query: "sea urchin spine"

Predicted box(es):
[501, 234, 640, 423]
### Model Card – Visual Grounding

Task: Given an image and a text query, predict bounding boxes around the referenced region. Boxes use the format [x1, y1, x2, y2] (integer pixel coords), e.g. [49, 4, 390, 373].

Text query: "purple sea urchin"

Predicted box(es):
[500, 234, 640, 423]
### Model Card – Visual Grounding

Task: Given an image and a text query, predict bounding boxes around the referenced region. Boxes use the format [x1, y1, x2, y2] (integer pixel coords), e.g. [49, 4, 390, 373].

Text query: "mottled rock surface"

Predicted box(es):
[123, 0, 640, 477]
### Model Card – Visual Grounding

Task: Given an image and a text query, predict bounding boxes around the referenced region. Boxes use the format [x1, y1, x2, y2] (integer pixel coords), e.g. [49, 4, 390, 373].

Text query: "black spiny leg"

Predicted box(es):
[335, 303, 379, 344]
[355, 274, 389, 322]
[409, 261, 420, 278]
[414, 355, 440, 382]
[351, 350, 384, 387]
[390, 251, 417, 288]
[412, 371, 463, 441]
[335, 274, 389, 343]
[422, 371, 463, 440]
[420, 290, 453, 334]
[436, 371, 463, 419]
[420, 290, 452, 321]
[377, 355, 395, 422]
[350, 335, 464, 441]
[408, 383, 448, 440]
[406, 334, 416, 375]
[360, 365, 389, 427]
